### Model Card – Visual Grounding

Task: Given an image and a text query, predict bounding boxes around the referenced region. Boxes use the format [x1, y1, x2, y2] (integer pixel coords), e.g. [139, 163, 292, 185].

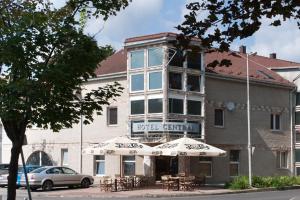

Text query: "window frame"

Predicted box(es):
[130, 73, 144, 92]
[123, 155, 136, 176]
[277, 151, 288, 169]
[148, 71, 162, 91]
[94, 155, 105, 176]
[61, 149, 68, 167]
[271, 113, 281, 131]
[130, 49, 144, 69]
[169, 72, 183, 90]
[214, 109, 224, 128]
[199, 157, 212, 177]
[130, 100, 145, 115]
[107, 107, 118, 126]
[148, 47, 163, 67]
[229, 150, 240, 177]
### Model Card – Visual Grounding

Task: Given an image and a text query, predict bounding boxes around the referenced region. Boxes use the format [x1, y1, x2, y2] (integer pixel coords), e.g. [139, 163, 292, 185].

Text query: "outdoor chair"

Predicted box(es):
[179, 176, 195, 191]
[161, 175, 177, 191]
[194, 175, 206, 188]
[100, 176, 113, 192]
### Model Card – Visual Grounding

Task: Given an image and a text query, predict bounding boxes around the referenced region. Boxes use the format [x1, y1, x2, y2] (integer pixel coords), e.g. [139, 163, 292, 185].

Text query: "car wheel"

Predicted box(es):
[42, 180, 53, 191]
[81, 178, 90, 188]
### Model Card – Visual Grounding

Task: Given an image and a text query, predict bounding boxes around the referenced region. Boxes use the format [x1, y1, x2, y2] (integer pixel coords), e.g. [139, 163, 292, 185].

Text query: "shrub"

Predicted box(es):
[229, 176, 250, 190]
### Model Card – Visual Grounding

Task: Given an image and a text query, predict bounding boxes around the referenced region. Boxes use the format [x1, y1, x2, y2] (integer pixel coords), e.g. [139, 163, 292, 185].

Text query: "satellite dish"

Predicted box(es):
[226, 102, 235, 111]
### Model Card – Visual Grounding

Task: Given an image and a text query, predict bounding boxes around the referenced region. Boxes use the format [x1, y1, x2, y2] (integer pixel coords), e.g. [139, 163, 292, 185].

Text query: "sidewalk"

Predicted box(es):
[32, 185, 292, 198]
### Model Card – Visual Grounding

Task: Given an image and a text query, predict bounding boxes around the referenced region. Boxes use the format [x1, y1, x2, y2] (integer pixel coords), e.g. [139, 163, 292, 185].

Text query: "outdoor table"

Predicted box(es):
[113, 177, 134, 192]
[168, 177, 180, 191]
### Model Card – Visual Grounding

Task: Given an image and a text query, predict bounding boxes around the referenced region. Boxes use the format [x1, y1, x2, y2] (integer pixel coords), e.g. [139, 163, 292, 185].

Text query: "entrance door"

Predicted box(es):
[155, 156, 178, 180]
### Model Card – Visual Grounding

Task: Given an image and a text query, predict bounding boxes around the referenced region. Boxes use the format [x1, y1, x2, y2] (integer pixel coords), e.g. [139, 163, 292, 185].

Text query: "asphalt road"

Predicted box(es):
[0, 188, 300, 200]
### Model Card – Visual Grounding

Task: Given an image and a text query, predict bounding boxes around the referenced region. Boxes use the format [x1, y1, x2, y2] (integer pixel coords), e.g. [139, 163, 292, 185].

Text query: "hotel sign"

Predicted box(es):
[132, 122, 199, 133]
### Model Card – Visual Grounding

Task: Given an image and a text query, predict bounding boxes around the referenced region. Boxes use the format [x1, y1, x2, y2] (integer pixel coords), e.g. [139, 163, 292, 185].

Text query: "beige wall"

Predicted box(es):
[202, 76, 292, 183]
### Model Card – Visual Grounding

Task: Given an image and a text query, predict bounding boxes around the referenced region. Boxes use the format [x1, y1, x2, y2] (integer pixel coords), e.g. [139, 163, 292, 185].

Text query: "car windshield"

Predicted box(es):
[30, 167, 47, 174]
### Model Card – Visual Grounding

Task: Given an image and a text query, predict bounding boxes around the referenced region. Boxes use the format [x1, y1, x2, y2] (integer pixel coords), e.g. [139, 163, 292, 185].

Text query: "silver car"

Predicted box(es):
[20, 166, 94, 191]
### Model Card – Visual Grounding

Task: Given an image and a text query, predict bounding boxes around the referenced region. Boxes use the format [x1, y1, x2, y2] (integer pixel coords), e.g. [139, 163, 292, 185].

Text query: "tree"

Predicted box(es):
[177, 0, 300, 66]
[0, 0, 129, 199]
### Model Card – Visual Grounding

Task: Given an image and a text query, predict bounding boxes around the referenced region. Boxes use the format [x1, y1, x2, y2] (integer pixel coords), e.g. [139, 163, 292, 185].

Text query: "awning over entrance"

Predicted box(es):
[153, 136, 226, 157]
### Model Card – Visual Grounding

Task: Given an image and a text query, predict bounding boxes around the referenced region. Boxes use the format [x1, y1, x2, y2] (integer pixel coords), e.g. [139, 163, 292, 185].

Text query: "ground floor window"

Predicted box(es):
[296, 167, 300, 176]
[26, 151, 53, 166]
[123, 156, 135, 176]
[95, 155, 105, 176]
[229, 150, 239, 177]
[199, 157, 212, 177]
[61, 149, 68, 166]
[295, 149, 300, 163]
[276, 151, 288, 169]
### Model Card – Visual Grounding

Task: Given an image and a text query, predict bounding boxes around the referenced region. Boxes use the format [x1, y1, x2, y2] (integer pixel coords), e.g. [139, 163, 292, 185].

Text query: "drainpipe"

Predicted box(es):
[290, 86, 296, 175]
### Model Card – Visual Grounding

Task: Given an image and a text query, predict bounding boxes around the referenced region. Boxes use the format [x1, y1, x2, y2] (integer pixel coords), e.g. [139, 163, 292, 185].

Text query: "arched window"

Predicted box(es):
[26, 151, 53, 166]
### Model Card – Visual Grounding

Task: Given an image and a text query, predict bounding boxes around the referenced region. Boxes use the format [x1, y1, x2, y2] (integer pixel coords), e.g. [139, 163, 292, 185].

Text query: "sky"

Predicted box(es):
[53, 0, 300, 63]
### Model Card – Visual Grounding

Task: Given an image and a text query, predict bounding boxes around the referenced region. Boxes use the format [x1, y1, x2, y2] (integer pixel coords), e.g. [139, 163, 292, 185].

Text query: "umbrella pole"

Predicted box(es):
[120, 155, 122, 177]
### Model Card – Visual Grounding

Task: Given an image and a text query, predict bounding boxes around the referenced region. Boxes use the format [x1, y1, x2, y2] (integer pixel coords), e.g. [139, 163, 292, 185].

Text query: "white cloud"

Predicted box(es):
[248, 18, 300, 62]
[84, 0, 165, 50]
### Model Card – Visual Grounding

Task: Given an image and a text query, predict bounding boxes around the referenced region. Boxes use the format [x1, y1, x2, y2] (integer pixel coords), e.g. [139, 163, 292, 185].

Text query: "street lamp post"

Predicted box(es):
[246, 53, 252, 187]
[76, 91, 83, 174]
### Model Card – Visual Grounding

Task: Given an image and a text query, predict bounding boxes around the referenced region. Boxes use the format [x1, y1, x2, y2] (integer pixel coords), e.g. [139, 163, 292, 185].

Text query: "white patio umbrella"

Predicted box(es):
[153, 136, 226, 157]
[82, 135, 156, 156]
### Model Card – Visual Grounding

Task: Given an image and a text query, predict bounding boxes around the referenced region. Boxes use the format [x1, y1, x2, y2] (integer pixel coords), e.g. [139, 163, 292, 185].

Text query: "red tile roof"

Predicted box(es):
[95, 33, 300, 87]
[95, 49, 126, 76]
[205, 51, 298, 86]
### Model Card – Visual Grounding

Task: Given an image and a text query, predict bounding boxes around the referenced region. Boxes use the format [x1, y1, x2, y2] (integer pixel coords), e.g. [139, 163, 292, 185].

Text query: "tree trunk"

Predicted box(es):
[7, 143, 22, 200]
[2, 119, 27, 200]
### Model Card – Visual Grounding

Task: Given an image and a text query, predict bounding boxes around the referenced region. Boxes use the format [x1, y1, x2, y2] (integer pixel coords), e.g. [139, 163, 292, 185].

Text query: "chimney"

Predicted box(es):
[239, 45, 246, 54]
[269, 53, 276, 59]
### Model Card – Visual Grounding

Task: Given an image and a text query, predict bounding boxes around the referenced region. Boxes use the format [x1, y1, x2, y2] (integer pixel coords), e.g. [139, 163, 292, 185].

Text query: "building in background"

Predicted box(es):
[1, 33, 299, 184]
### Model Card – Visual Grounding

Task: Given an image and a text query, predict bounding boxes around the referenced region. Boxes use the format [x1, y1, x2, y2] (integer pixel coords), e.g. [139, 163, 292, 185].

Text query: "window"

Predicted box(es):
[149, 71, 162, 90]
[107, 107, 117, 125]
[131, 74, 144, 92]
[168, 49, 184, 67]
[169, 98, 183, 114]
[295, 149, 300, 163]
[187, 51, 201, 70]
[187, 100, 201, 115]
[187, 75, 200, 92]
[296, 131, 300, 143]
[199, 157, 212, 177]
[131, 100, 144, 115]
[131, 120, 144, 137]
[187, 121, 201, 137]
[297, 167, 300, 176]
[61, 149, 68, 166]
[229, 150, 239, 177]
[271, 114, 280, 130]
[276, 151, 288, 168]
[62, 167, 76, 174]
[130, 50, 144, 69]
[148, 48, 163, 67]
[46, 167, 63, 174]
[296, 112, 300, 125]
[123, 156, 135, 176]
[148, 99, 163, 113]
[169, 72, 182, 90]
[296, 92, 300, 106]
[214, 109, 224, 127]
[95, 155, 105, 175]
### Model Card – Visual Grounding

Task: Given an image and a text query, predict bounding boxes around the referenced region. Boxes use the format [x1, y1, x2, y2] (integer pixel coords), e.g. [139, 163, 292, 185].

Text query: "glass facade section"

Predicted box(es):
[149, 71, 162, 90]
[187, 75, 200, 92]
[187, 51, 201, 70]
[130, 50, 144, 69]
[168, 49, 184, 67]
[131, 74, 144, 91]
[169, 98, 183, 114]
[169, 72, 182, 90]
[131, 100, 144, 115]
[187, 100, 201, 115]
[148, 99, 163, 113]
[148, 48, 163, 66]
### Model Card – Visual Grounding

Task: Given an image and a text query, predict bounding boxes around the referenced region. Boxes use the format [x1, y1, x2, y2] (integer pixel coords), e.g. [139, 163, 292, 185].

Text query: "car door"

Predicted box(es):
[61, 167, 81, 185]
[45, 167, 64, 186]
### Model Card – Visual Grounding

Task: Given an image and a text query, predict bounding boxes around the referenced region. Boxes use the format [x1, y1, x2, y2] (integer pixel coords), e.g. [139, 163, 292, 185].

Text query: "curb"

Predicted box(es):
[42, 185, 300, 198]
